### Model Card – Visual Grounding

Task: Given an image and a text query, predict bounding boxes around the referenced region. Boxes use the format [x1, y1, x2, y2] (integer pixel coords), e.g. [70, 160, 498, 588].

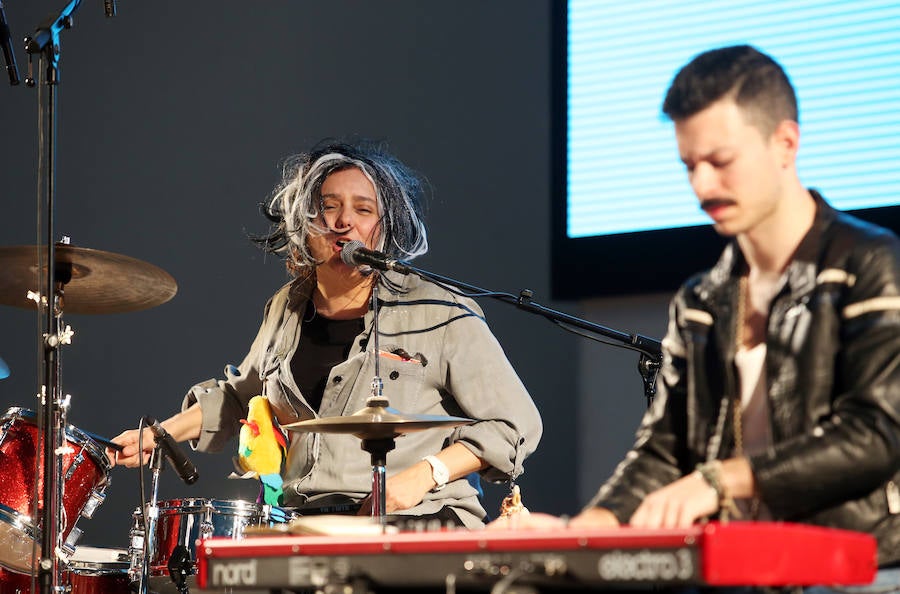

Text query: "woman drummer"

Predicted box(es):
[110, 139, 542, 527]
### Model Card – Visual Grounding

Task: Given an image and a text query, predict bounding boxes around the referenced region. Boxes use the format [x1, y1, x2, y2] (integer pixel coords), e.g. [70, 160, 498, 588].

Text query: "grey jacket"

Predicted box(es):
[590, 192, 900, 565]
[183, 271, 542, 528]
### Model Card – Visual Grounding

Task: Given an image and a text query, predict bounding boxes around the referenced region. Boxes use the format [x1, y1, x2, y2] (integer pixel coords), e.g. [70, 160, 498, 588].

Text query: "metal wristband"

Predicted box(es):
[696, 461, 741, 523]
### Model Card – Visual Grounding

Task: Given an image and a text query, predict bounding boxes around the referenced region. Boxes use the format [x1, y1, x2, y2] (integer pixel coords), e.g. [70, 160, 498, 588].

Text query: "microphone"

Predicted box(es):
[340, 240, 413, 275]
[104, 0, 117, 17]
[144, 416, 199, 485]
[0, 1, 20, 86]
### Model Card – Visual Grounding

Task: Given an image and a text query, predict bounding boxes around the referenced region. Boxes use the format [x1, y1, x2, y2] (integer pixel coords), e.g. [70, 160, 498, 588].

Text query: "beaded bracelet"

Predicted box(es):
[696, 460, 742, 523]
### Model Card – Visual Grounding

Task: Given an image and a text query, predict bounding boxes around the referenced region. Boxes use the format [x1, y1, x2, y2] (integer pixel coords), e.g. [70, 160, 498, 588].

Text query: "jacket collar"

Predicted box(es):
[694, 189, 836, 306]
[287, 268, 420, 310]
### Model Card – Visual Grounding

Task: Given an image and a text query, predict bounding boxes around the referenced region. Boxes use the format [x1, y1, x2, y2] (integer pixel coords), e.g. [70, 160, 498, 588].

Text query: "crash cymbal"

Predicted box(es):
[282, 405, 473, 440]
[0, 244, 177, 314]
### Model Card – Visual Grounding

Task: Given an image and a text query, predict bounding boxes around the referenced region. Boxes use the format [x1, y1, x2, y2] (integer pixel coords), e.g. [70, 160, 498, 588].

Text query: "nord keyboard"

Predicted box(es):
[196, 521, 877, 591]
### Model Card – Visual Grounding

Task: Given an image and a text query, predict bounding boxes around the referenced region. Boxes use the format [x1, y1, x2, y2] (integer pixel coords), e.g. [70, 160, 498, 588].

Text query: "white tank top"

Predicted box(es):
[734, 342, 772, 519]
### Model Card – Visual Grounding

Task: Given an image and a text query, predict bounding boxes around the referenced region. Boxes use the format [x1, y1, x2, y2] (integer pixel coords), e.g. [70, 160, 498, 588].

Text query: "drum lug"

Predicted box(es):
[61, 525, 82, 556]
[128, 530, 145, 585]
[80, 489, 106, 519]
[0, 415, 16, 448]
[199, 519, 214, 541]
[65, 450, 85, 481]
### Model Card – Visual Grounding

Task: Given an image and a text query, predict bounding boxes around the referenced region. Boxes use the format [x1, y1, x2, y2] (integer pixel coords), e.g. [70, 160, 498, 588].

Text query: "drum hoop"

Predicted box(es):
[0, 504, 37, 537]
[1, 407, 113, 473]
[154, 498, 269, 516]
[68, 562, 130, 573]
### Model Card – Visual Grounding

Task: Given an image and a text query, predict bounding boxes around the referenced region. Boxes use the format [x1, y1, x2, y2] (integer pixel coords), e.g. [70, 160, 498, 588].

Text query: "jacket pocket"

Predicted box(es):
[344, 346, 428, 413]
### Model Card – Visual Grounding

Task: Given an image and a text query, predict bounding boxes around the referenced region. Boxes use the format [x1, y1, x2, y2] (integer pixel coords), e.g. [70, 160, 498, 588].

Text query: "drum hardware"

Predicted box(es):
[166, 545, 192, 594]
[62, 526, 82, 556]
[0, 546, 132, 594]
[0, 407, 112, 574]
[0, 238, 173, 588]
[283, 281, 473, 528]
[63, 448, 86, 482]
[17, 3, 104, 590]
[10, 4, 166, 589]
[137, 431, 167, 594]
[199, 518, 214, 541]
[0, 245, 177, 315]
[0, 417, 15, 446]
[126, 513, 145, 587]
[79, 491, 106, 520]
[128, 498, 295, 594]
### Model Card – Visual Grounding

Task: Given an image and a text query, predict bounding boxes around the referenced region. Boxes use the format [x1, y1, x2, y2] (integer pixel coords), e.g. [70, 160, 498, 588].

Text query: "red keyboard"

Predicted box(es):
[196, 521, 877, 590]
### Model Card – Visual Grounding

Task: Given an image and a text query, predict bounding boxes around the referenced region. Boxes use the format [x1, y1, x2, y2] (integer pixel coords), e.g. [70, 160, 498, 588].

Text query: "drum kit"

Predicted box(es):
[0, 242, 180, 593]
[0, 242, 474, 593]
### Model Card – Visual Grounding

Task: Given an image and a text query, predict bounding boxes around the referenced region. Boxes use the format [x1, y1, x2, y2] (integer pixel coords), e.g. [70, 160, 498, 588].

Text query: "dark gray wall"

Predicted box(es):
[0, 1, 598, 549]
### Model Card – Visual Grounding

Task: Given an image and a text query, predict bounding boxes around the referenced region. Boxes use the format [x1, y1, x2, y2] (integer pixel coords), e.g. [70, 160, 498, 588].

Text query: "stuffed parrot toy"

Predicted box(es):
[237, 395, 288, 506]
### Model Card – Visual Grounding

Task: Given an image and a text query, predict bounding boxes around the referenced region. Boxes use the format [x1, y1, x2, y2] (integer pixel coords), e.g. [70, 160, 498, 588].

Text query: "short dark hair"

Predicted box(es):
[662, 45, 798, 134]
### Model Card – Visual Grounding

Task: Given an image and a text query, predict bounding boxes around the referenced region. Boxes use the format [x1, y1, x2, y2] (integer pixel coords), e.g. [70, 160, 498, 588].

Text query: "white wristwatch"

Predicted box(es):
[423, 455, 450, 491]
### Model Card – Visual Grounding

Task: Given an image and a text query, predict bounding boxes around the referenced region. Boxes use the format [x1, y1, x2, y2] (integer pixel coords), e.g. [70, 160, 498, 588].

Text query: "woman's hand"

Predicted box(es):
[107, 404, 204, 468]
[108, 427, 156, 468]
[358, 460, 434, 515]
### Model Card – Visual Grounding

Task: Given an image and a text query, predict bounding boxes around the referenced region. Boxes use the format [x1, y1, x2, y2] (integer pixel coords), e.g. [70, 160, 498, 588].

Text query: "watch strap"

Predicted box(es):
[423, 454, 449, 491]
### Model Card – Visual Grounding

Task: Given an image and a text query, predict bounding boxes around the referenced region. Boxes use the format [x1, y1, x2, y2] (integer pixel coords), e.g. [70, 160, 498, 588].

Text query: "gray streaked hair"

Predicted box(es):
[257, 140, 429, 273]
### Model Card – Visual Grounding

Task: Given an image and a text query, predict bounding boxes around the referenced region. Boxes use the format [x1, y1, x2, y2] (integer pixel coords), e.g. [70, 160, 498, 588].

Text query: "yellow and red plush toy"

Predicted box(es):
[237, 396, 288, 506]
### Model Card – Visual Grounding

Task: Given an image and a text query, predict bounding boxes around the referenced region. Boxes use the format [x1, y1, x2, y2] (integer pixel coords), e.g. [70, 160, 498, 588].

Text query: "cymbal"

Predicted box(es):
[0, 244, 177, 314]
[282, 405, 473, 440]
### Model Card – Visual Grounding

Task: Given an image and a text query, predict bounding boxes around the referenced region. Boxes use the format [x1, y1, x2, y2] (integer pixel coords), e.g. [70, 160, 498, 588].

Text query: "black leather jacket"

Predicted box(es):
[590, 191, 900, 565]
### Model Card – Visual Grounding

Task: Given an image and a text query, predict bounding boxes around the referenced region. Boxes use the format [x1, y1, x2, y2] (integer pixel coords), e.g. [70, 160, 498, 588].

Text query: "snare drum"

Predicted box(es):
[0, 547, 129, 594]
[0, 407, 112, 573]
[65, 546, 130, 594]
[130, 498, 292, 579]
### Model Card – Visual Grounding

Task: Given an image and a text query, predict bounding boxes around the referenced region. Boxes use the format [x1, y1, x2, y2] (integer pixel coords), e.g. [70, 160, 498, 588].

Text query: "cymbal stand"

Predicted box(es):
[138, 443, 165, 594]
[23, 2, 83, 592]
[363, 279, 393, 528]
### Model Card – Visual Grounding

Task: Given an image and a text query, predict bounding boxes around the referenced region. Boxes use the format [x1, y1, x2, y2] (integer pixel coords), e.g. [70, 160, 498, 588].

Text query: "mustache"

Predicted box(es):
[699, 198, 737, 211]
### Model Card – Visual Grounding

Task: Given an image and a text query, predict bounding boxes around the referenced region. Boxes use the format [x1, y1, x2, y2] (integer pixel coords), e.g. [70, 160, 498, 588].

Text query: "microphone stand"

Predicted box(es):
[395, 263, 662, 407]
[24, 2, 83, 593]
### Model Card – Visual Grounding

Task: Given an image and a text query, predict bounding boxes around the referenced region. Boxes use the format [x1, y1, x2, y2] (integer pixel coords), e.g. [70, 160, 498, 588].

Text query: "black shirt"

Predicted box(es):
[290, 313, 365, 412]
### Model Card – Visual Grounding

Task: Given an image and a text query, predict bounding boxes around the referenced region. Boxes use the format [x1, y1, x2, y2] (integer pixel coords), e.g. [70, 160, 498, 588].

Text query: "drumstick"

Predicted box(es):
[82, 429, 125, 452]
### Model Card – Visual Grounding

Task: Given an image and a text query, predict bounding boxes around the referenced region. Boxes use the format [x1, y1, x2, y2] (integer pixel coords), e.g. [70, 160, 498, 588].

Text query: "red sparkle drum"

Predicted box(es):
[0, 407, 112, 573]
[0, 566, 34, 594]
[65, 546, 130, 594]
[0, 547, 129, 594]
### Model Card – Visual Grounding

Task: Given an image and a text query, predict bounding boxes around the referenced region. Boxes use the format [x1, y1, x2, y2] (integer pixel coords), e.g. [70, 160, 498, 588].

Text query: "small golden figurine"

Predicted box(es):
[499, 484, 529, 519]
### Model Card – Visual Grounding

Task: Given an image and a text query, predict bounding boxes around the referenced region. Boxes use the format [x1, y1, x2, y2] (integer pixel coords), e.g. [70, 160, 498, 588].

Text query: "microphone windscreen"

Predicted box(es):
[340, 240, 365, 266]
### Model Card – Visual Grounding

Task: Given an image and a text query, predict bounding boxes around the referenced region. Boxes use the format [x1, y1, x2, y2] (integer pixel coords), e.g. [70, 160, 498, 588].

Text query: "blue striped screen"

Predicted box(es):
[567, 0, 900, 238]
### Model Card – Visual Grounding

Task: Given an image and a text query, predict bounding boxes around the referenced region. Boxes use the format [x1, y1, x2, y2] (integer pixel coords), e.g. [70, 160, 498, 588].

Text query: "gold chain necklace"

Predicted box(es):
[733, 274, 746, 458]
[734, 272, 761, 518]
